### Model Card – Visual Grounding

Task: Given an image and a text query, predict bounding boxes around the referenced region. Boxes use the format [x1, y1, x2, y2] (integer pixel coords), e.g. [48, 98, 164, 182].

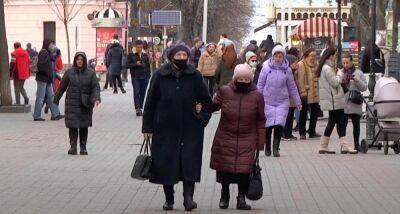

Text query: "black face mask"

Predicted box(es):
[235, 81, 251, 90]
[172, 59, 188, 70]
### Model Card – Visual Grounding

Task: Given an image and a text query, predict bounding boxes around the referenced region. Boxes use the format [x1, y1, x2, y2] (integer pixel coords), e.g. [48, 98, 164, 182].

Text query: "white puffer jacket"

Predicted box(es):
[318, 60, 345, 111]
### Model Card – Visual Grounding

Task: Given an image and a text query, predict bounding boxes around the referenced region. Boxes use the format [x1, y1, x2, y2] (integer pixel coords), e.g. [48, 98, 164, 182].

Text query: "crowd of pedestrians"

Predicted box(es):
[140, 34, 369, 211]
[8, 32, 371, 212]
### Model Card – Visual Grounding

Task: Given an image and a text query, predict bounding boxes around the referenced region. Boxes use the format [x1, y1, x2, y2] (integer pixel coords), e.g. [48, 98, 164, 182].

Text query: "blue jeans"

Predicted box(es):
[133, 78, 149, 110]
[33, 80, 60, 119]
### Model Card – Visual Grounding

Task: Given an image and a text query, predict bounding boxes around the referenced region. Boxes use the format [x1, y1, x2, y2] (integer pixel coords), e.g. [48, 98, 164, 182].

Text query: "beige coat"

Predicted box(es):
[197, 51, 220, 77]
[296, 59, 320, 104]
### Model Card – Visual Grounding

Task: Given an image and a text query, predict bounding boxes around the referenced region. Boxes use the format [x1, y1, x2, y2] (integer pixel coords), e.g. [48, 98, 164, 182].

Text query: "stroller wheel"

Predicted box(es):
[384, 141, 389, 155]
[393, 141, 400, 154]
[378, 143, 383, 150]
[361, 139, 368, 154]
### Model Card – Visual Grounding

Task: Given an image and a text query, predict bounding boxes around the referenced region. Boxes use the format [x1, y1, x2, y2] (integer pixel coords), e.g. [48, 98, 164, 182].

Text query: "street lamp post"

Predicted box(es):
[202, 0, 208, 43]
[368, 0, 377, 99]
[337, 0, 342, 65]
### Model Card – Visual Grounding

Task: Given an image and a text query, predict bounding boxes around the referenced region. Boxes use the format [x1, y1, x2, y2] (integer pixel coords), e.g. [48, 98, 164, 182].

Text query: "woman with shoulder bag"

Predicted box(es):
[211, 64, 265, 210]
[342, 53, 367, 152]
[142, 43, 212, 212]
[317, 48, 357, 154]
[54, 52, 101, 155]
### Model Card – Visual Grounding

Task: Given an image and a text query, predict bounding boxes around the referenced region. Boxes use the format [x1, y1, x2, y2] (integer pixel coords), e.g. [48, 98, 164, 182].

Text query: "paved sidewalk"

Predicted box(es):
[1, 78, 400, 214]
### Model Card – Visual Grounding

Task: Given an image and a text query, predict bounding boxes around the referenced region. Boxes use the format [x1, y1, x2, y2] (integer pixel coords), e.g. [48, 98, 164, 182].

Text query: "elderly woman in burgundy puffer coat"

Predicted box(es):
[257, 45, 302, 157]
[210, 64, 265, 211]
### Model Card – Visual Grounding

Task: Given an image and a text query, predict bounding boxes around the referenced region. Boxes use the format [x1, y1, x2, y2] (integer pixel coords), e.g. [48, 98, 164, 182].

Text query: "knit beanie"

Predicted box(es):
[272, 45, 286, 56]
[232, 64, 254, 81]
[286, 54, 299, 67]
[167, 43, 190, 61]
[245, 51, 257, 63]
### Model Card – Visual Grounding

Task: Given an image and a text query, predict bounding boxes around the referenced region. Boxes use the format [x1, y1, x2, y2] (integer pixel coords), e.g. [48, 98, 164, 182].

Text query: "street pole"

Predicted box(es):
[369, 0, 377, 99]
[337, 0, 342, 65]
[366, 0, 377, 147]
[281, 0, 286, 44]
[288, 0, 292, 46]
[125, 0, 129, 50]
[202, 0, 208, 43]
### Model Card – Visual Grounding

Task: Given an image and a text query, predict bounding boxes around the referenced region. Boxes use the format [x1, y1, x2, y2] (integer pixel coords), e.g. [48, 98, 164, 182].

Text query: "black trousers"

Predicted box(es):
[112, 74, 124, 91]
[203, 76, 215, 97]
[324, 109, 346, 138]
[104, 71, 114, 88]
[220, 173, 250, 196]
[344, 114, 361, 146]
[266, 125, 283, 150]
[299, 100, 319, 136]
[69, 128, 88, 143]
[284, 107, 295, 138]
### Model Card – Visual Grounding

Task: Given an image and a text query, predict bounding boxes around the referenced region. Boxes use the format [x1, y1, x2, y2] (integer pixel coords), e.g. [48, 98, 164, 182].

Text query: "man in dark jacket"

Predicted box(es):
[127, 40, 151, 116]
[103, 34, 119, 90]
[361, 42, 385, 74]
[33, 39, 64, 121]
[142, 43, 212, 211]
[106, 40, 126, 94]
[260, 35, 275, 54]
[189, 37, 202, 68]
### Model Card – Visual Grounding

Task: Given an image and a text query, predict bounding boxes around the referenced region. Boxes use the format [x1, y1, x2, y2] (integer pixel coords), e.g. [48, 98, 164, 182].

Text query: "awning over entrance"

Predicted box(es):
[291, 17, 337, 40]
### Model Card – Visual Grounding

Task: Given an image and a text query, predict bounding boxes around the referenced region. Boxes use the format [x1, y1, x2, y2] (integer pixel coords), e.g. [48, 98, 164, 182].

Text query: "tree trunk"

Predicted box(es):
[393, 0, 399, 51]
[64, 22, 71, 65]
[0, 0, 12, 106]
[376, 0, 389, 30]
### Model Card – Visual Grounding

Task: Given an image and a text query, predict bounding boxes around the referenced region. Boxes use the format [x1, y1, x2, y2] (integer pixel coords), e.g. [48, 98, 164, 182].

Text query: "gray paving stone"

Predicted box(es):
[1, 78, 400, 214]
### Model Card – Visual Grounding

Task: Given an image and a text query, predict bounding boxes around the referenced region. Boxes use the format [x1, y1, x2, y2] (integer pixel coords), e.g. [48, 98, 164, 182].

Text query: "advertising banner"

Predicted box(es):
[95, 28, 122, 72]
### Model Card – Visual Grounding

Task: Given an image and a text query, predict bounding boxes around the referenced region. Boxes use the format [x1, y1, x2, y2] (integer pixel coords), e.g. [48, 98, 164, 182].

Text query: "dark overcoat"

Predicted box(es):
[54, 53, 101, 128]
[142, 63, 212, 185]
[106, 43, 124, 75]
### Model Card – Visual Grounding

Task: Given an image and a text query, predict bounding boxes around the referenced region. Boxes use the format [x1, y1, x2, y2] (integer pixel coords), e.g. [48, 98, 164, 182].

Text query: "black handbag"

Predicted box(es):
[131, 139, 152, 180]
[348, 90, 363, 105]
[246, 149, 263, 201]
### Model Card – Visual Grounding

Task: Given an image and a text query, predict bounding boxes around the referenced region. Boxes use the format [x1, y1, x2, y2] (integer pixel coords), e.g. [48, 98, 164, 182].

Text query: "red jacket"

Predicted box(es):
[11, 48, 30, 80]
[210, 83, 265, 174]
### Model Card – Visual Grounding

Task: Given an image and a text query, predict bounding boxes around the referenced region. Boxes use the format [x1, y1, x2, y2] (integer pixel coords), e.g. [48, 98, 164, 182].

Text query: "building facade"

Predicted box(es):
[4, 0, 126, 64]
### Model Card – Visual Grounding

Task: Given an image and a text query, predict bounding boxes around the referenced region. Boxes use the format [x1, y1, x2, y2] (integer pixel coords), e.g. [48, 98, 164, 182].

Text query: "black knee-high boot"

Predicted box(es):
[163, 185, 174, 210]
[183, 181, 197, 211]
[219, 183, 230, 209]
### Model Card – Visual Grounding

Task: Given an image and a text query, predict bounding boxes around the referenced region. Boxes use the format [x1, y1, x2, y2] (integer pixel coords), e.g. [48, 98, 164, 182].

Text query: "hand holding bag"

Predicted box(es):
[131, 139, 152, 180]
[348, 90, 363, 105]
[246, 149, 263, 201]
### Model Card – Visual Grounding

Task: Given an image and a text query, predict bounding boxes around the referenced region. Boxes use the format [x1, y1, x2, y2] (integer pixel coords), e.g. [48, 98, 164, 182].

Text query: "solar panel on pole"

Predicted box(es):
[151, 10, 181, 26]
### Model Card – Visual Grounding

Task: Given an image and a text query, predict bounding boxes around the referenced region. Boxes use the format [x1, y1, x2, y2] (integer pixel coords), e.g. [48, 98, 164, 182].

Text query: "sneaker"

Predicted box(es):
[121, 88, 126, 94]
[51, 115, 65, 120]
[288, 135, 298, 141]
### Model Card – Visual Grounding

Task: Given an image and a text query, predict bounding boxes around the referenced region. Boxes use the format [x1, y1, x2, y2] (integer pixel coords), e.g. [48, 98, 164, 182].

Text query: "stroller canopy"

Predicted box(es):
[374, 77, 400, 118]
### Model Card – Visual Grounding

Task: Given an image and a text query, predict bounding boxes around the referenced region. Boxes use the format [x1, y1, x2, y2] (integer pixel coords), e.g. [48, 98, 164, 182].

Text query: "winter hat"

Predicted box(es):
[232, 64, 254, 81]
[272, 45, 286, 56]
[167, 43, 190, 61]
[245, 51, 257, 63]
[111, 39, 119, 44]
[286, 54, 299, 67]
[206, 42, 217, 48]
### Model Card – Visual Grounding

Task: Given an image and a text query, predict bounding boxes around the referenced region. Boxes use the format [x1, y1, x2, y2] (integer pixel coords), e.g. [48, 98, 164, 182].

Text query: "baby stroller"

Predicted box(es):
[361, 77, 400, 155]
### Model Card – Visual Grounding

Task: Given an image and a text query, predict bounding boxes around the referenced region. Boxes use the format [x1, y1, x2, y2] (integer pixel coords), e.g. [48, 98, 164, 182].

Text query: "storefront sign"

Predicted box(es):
[95, 28, 122, 73]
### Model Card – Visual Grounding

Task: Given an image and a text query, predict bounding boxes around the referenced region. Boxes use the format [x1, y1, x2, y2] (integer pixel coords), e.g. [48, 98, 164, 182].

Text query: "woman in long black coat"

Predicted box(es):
[142, 43, 212, 211]
[54, 52, 101, 155]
